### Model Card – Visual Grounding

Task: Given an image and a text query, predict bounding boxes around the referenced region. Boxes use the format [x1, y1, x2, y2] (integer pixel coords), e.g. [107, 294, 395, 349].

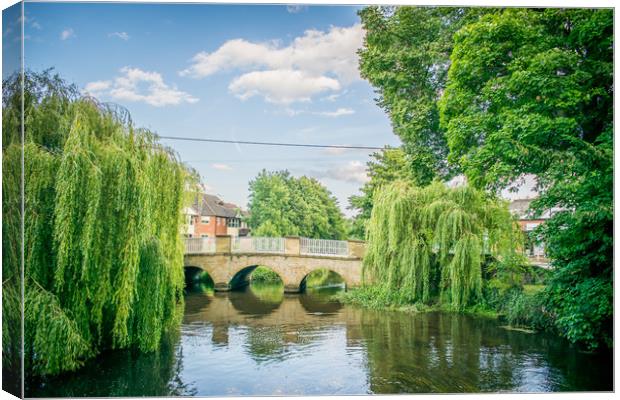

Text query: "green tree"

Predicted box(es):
[358, 7, 488, 184]
[363, 180, 523, 310]
[247, 170, 346, 239]
[348, 147, 413, 238]
[439, 9, 613, 349]
[3, 70, 194, 376]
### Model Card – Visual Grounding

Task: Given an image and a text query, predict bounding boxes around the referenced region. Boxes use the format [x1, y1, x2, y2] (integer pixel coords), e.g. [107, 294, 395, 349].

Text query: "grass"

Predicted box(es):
[336, 286, 501, 319]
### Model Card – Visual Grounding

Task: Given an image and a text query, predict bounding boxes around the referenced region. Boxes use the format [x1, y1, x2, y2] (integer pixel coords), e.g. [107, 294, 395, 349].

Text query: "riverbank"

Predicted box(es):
[335, 284, 551, 328]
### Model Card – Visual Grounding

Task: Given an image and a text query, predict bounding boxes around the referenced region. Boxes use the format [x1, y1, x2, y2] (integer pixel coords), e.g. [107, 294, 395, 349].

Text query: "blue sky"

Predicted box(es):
[17, 3, 400, 216]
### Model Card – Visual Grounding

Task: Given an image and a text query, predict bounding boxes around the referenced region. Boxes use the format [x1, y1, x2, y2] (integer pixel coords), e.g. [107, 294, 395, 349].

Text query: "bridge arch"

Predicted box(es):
[299, 268, 346, 292]
[228, 264, 284, 291]
[184, 265, 214, 287]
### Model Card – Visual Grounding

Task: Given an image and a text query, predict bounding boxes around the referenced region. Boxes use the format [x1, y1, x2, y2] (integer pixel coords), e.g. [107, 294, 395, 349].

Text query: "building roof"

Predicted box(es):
[192, 193, 238, 218]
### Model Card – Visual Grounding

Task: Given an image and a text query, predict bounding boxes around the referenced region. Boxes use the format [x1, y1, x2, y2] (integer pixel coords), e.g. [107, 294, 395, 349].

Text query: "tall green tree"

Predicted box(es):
[247, 170, 346, 239]
[439, 9, 613, 349]
[358, 6, 488, 184]
[3, 70, 194, 376]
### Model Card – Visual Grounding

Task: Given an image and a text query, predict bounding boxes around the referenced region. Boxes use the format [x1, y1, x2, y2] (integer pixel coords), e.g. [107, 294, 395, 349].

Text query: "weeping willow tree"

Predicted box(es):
[363, 180, 523, 310]
[2, 70, 194, 377]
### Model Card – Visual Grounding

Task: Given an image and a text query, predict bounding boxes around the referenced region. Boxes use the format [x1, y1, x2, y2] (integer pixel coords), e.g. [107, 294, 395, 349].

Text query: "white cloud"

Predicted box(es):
[84, 80, 111, 93]
[109, 31, 130, 41]
[311, 161, 369, 184]
[211, 163, 233, 171]
[315, 107, 355, 117]
[321, 91, 346, 102]
[286, 5, 308, 13]
[278, 106, 355, 117]
[229, 69, 340, 104]
[60, 28, 74, 40]
[180, 24, 364, 104]
[283, 107, 305, 117]
[84, 67, 199, 107]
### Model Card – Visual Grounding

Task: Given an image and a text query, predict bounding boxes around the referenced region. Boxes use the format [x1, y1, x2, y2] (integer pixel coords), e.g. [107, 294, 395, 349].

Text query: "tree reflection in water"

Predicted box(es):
[26, 328, 192, 397]
[358, 311, 613, 393]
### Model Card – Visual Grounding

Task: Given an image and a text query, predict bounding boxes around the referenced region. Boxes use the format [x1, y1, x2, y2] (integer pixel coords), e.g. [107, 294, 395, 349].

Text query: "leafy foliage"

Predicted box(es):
[348, 147, 413, 238]
[358, 7, 489, 183]
[304, 269, 345, 289]
[247, 170, 346, 239]
[358, 6, 612, 350]
[363, 181, 522, 310]
[250, 266, 282, 283]
[439, 8, 612, 349]
[3, 70, 193, 375]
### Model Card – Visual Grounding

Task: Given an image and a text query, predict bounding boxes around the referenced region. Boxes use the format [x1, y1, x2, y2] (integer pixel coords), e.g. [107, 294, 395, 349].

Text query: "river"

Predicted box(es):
[27, 283, 613, 396]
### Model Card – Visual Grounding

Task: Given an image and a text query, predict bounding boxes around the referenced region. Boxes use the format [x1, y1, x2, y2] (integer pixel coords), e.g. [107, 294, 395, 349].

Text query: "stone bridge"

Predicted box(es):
[184, 236, 365, 293]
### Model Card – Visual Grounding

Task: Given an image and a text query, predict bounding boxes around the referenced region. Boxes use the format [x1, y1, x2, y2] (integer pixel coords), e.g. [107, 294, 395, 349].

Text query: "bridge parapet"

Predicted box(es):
[184, 236, 365, 259]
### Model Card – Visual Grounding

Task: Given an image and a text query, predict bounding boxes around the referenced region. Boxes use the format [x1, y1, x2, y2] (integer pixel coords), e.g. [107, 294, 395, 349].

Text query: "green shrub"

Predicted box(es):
[547, 276, 612, 350]
[250, 266, 282, 283]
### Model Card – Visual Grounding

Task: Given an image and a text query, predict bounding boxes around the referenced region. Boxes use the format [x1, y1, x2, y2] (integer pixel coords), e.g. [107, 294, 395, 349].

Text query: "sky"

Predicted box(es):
[15, 2, 401, 217]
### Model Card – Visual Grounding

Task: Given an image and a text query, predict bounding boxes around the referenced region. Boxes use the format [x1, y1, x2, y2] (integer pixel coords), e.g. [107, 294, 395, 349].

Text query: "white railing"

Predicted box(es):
[184, 236, 356, 257]
[232, 237, 285, 254]
[185, 237, 216, 254]
[300, 237, 349, 257]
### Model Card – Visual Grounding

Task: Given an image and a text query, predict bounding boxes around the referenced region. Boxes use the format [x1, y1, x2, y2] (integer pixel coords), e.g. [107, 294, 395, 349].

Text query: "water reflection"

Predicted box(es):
[229, 283, 283, 316]
[358, 311, 612, 393]
[27, 330, 192, 397]
[26, 284, 612, 397]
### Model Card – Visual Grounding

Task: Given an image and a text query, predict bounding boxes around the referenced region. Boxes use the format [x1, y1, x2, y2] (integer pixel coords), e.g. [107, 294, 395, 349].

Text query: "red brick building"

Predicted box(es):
[184, 193, 248, 238]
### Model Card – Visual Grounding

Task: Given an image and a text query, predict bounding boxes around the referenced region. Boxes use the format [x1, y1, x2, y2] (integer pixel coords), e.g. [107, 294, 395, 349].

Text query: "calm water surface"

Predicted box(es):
[27, 284, 613, 397]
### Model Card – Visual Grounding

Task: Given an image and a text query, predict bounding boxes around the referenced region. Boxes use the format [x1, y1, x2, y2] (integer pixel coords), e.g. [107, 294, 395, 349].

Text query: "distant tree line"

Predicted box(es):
[246, 170, 347, 240]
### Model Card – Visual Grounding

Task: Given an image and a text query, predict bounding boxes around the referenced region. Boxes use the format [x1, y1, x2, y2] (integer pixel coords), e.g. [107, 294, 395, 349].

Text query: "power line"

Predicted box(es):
[184, 157, 358, 163]
[156, 135, 385, 150]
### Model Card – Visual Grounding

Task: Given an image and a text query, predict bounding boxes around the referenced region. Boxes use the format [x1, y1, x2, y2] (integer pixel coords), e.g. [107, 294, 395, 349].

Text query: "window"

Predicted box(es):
[201, 234, 209, 238]
[201, 216, 210, 224]
[227, 218, 240, 228]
